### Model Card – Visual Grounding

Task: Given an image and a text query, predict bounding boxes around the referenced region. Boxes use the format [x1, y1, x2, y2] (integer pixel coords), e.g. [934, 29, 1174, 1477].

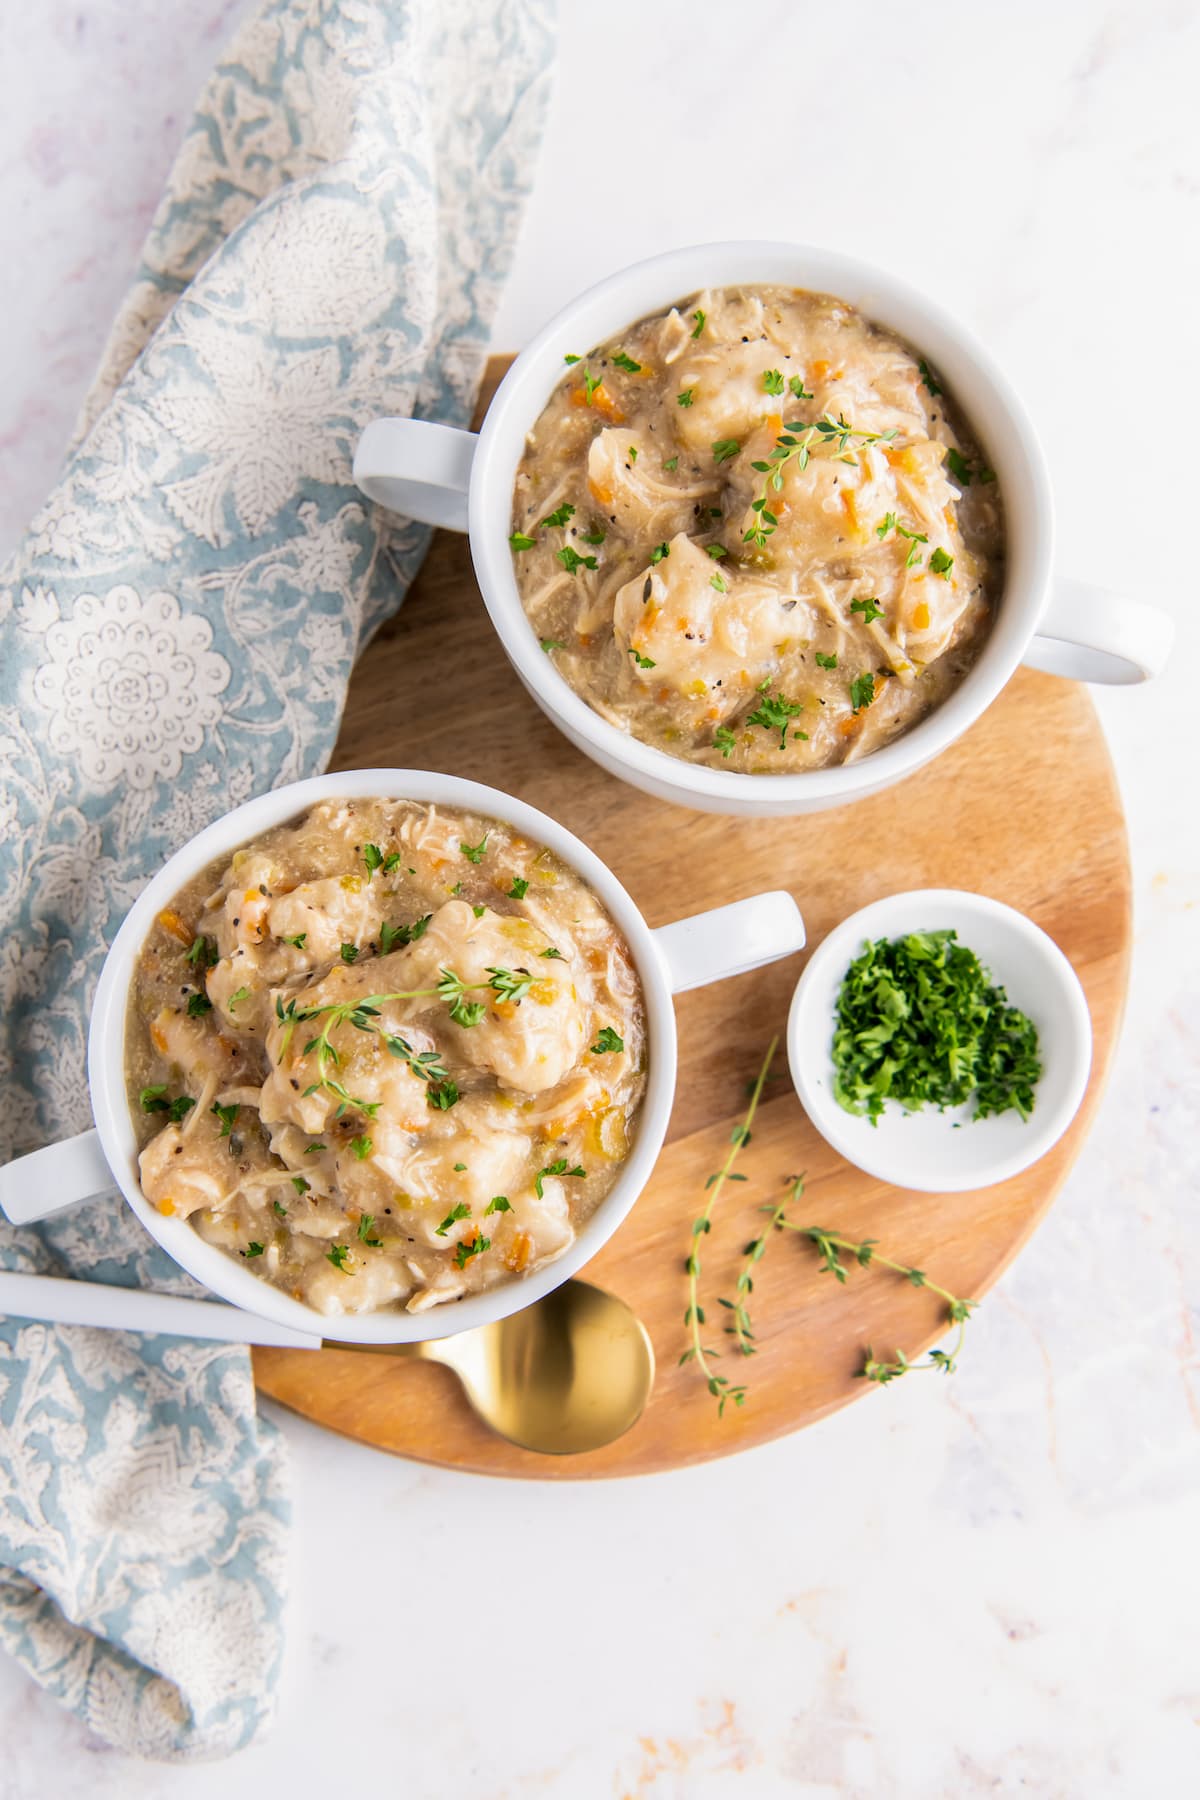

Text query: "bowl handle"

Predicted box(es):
[0, 1128, 114, 1226]
[1022, 576, 1174, 684]
[651, 892, 805, 996]
[352, 419, 476, 532]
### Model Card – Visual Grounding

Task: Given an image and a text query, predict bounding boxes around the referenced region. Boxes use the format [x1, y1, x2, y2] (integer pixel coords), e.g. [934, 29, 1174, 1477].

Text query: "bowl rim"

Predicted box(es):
[468, 237, 1054, 812]
[87, 769, 679, 1343]
[786, 887, 1093, 1193]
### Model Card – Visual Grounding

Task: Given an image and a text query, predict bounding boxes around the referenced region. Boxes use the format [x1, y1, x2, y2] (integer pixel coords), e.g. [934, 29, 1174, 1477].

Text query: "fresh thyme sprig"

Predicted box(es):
[793, 1226, 976, 1380]
[273, 964, 531, 1121]
[718, 1172, 804, 1355]
[680, 1036, 778, 1417]
[744, 414, 900, 549]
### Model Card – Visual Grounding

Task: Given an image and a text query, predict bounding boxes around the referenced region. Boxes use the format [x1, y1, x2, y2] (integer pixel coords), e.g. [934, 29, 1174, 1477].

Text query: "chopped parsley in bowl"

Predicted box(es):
[787, 890, 1091, 1194]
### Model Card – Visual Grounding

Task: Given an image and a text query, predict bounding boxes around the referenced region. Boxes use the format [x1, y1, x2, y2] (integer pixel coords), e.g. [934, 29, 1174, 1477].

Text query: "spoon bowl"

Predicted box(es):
[328, 1279, 655, 1455]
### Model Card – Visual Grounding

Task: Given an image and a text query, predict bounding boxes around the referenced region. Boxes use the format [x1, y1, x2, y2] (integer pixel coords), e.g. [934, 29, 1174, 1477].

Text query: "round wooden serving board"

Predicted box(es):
[253, 357, 1132, 1478]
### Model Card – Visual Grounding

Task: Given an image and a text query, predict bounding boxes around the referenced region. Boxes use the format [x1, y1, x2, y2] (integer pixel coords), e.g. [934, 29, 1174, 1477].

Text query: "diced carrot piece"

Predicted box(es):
[506, 1231, 533, 1273]
[912, 602, 931, 630]
[588, 479, 613, 506]
[838, 715, 861, 737]
[157, 1197, 176, 1216]
[765, 412, 783, 437]
[812, 360, 829, 379]
[156, 907, 192, 946]
[150, 1023, 168, 1052]
[570, 383, 624, 423]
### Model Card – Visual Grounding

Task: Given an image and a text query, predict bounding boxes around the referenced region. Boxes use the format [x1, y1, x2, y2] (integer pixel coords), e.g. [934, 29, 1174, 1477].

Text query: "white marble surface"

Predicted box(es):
[1, 0, 1198, 1793]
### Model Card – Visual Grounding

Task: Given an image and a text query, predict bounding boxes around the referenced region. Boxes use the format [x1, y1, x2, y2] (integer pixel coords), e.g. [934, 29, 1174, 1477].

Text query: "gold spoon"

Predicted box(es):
[326, 1279, 655, 1455]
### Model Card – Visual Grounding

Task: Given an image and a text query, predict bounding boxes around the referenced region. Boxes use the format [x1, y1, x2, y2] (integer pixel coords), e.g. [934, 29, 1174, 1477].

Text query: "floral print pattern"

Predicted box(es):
[0, 0, 554, 1762]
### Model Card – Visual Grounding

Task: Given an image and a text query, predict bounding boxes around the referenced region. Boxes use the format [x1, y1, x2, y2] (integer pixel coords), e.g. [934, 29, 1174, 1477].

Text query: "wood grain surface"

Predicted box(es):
[253, 357, 1131, 1478]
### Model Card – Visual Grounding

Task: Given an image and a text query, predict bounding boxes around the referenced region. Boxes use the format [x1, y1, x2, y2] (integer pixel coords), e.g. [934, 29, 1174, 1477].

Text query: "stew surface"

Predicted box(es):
[510, 284, 1004, 772]
[126, 799, 646, 1317]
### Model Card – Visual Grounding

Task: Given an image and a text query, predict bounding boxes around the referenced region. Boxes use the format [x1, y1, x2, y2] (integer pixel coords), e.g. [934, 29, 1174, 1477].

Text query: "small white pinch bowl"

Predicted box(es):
[787, 889, 1092, 1193]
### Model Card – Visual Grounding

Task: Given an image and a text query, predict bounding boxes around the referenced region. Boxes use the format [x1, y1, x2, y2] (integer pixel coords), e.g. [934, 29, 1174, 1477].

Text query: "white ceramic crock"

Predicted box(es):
[354, 241, 1172, 818]
[0, 770, 805, 1343]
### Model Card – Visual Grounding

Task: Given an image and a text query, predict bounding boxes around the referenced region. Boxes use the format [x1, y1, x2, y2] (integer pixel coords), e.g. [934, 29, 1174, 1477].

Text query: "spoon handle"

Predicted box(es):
[0, 1270, 323, 1349]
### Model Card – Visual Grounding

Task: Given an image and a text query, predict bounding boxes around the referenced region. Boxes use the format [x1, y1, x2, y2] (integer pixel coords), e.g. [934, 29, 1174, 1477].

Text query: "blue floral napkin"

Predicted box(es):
[0, 0, 553, 1760]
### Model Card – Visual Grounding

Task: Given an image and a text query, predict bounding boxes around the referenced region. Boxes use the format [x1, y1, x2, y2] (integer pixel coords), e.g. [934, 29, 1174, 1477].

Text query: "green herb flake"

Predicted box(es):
[357, 1213, 382, 1246]
[745, 686, 803, 751]
[712, 438, 741, 464]
[349, 1135, 373, 1161]
[762, 369, 785, 395]
[454, 1233, 490, 1270]
[557, 546, 599, 574]
[244, 1242, 264, 1259]
[139, 1085, 169, 1114]
[539, 637, 566, 653]
[210, 1101, 238, 1138]
[590, 1026, 624, 1054]
[918, 359, 944, 398]
[509, 531, 537, 552]
[326, 1244, 351, 1272]
[850, 596, 884, 624]
[581, 524, 606, 545]
[484, 1195, 512, 1216]
[186, 991, 212, 1017]
[788, 374, 815, 400]
[650, 542, 670, 565]
[363, 843, 384, 876]
[563, 352, 581, 365]
[629, 647, 656, 669]
[436, 1201, 472, 1237]
[677, 387, 696, 408]
[815, 651, 838, 670]
[929, 547, 954, 578]
[691, 309, 706, 338]
[540, 502, 575, 529]
[611, 351, 642, 373]
[945, 447, 972, 486]
[541, 946, 565, 960]
[850, 672, 876, 712]
[508, 877, 529, 900]
[339, 943, 359, 965]
[663, 456, 679, 471]
[534, 1160, 586, 1200]
[273, 1200, 288, 1218]
[282, 932, 307, 949]
[228, 986, 252, 1011]
[460, 833, 490, 864]
[185, 935, 218, 969]
[713, 725, 736, 759]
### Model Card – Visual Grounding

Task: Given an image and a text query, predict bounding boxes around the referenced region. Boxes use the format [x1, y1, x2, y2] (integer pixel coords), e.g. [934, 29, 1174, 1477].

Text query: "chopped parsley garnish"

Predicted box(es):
[186, 991, 212, 1017]
[557, 546, 598, 574]
[484, 1196, 512, 1216]
[326, 1244, 351, 1272]
[535, 1160, 586, 1199]
[711, 438, 741, 463]
[945, 447, 973, 485]
[831, 929, 1041, 1125]
[282, 932, 307, 949]
[454, 1233, 490, 1270]
[745, 685, 804, 750]
[427, 1078, 460, 1111]
[339, 943, 359, 964]
[705, 544, 727, 559]
[762, 369, 785, 395]
[710, 572, 727, 592]
[918, 359, 943, 397]
[454, 1162, 467, 1172]
[581, 524, 606, 544]
[472, 904, 486, 918]
[611, 351, 642, 373]
[273, 1200, 288, 1217]
[677, 387, 696, 408]
[563, 352, 581, 365]
[539, 637, 566, 653]
[627, 446, 638, 463]
[460, 833, 490, 864]
[663, 456, 678, 471]
[228, 986, 251, 1011]
[850, 596, 884, 624]
[850, 672, 876, 712]
[304, 1143, 325, 1154]
[211, 1102, 238, 1137]
[185, 934, 218, 969]
[291, 1175, 310, 1195]
[357, 1213, 382, 1246]
[540, 502, 575, 529]
[139, 1085, 169, 1114]
[541, 946, 565, 959]
[508, 877, 529, 900]
[815, 651, 838, 670]
[379, 914, 431, 956]
[348, 1135, 373, 1160]
[650, 542, 670, 564]
[582, 370, 602, 404]
[629, 647, 656, 669]
[713, 725, 736, 759]
[448, 993, 486, 1028]
[789, 374, 814, 400]
[436, 1202, 471, 1237]
[929, 547, 954, 578]
[509, 531, 536, 551]
[691, 309, 706, 338]
[363, 843, 384, 876]
[244, 1242, 264, 1259]
[590, 1026, 624, 1054]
